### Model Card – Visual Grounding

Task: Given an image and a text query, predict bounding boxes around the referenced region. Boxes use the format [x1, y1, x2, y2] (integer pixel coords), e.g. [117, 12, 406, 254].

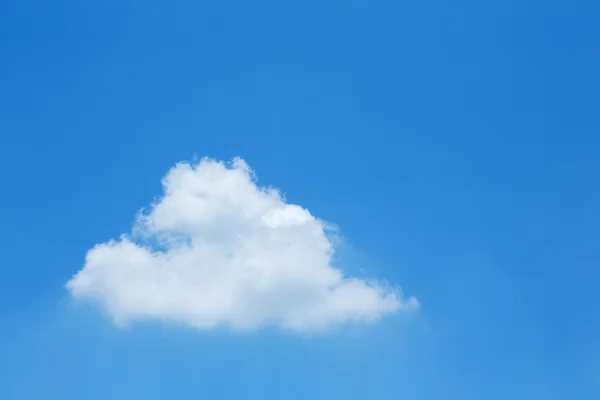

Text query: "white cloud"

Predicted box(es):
[66, 157, 418, 332]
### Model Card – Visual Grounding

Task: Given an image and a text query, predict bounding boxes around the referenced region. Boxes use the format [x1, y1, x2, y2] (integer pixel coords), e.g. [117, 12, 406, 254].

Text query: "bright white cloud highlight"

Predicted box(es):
[66, 157, 418, 332]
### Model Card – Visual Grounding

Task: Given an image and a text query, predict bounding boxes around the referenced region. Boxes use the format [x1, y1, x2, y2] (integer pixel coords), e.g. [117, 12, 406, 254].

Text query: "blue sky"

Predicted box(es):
[1, 1, 599, 399]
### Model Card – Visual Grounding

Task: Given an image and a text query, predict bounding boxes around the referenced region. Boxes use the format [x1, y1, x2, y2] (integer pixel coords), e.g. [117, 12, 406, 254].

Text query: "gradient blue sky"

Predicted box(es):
[1, 1, 599, 399]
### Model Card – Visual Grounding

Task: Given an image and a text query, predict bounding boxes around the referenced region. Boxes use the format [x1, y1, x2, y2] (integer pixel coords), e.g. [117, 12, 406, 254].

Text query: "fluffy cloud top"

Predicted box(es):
[66, 157, 418, 332]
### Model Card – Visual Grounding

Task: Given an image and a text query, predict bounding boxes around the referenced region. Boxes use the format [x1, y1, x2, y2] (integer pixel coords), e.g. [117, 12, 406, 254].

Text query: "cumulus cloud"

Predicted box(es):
[66, 157, 418, 332]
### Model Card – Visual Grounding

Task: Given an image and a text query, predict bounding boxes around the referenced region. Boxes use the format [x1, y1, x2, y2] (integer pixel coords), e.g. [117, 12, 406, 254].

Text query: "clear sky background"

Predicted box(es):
[1, 1, 599, 399]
